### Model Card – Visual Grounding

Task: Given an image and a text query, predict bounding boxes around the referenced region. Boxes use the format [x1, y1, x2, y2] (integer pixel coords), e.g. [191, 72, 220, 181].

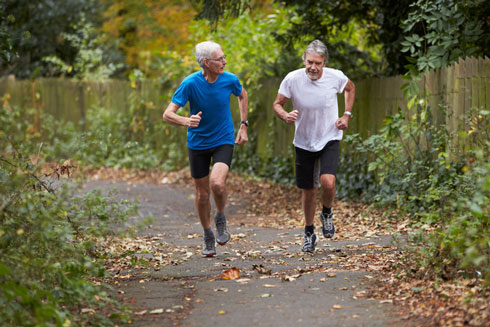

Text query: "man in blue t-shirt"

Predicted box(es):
[163, 41, 249, 257]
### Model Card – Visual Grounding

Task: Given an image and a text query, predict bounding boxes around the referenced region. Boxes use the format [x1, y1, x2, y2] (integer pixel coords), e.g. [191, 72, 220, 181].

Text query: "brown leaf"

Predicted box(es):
[253, 264, 272, 275]
[221, 267, 240, 280]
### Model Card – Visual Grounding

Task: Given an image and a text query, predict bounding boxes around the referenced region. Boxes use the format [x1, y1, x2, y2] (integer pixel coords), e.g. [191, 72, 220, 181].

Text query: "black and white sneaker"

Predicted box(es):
[202, 235, 216, 257]
[215, 213, 231, 245]
[321, 212, 335, 238]
[301, 232, 317, 252]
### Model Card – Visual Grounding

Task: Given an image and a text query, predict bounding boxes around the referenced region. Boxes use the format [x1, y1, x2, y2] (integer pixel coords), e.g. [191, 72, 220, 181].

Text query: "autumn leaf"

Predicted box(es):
[253, 264, 272, 275]
[221, 267, 240, 280]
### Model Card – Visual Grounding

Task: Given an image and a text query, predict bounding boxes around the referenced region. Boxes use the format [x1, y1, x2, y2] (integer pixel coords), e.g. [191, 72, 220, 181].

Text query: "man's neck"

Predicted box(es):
[202, 70, 218, 83]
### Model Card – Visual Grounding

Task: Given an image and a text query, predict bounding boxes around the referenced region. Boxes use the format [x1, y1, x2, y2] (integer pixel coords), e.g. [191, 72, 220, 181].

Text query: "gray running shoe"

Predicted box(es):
[301, 232, 317, 252]
[321, 212, 335, 238]
[215, 213, 231, 245]
[202, 235, 216, 257]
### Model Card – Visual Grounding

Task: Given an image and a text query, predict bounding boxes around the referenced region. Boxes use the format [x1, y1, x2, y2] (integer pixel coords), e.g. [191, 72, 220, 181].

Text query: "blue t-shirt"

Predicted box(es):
[171, 71, 242, 150]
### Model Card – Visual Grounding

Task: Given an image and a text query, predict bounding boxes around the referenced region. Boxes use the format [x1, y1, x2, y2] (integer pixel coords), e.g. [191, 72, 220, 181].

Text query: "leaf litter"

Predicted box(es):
[86, 167, 488, 327]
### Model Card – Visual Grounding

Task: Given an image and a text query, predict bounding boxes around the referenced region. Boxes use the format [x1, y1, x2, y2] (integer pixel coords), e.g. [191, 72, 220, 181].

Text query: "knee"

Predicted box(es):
[195, 188, 210, 204]
[210, 179, 226, 195]
[320, 175, 336, 190]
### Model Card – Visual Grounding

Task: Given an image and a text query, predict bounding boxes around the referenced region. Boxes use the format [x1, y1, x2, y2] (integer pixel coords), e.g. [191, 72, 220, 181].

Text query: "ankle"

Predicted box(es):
[305, 224, 315, 235]
[204, 227, 214, 239]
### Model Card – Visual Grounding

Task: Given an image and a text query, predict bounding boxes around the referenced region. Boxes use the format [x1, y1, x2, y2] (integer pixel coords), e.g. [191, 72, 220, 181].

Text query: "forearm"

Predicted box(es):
[238, 92, 248, 122]
[163, 103, 190, 127]
[273, 103, 289, 122]
[344, 81, 355, 113]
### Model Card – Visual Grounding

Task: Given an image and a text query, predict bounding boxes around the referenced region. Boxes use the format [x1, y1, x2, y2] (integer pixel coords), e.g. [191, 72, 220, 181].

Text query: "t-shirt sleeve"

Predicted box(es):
[231, 75, 242, 97]
[336, 71, 349, 93]
[171, 80, 189, 107]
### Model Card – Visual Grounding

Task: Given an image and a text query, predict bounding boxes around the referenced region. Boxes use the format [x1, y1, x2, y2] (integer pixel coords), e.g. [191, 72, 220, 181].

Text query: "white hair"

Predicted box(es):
[302, 40, 328, 63]
[195, 41, 222, 68]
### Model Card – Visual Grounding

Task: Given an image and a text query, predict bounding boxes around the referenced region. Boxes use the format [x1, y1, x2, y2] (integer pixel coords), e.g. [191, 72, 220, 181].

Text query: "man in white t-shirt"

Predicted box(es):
[273, 40, 355, 252]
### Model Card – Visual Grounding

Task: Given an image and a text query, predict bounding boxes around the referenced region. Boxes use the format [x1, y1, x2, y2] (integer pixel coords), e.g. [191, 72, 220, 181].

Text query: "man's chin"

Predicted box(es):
[307, 73, 320, 81]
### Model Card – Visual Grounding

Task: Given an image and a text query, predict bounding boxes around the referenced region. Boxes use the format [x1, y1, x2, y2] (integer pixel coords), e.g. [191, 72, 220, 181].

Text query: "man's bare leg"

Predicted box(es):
[210, 162, 231, 245]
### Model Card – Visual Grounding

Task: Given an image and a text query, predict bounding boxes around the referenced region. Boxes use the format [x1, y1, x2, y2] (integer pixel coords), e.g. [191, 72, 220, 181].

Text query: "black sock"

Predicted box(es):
[322, 206, 332, 215]
[305, 224, 314, 235]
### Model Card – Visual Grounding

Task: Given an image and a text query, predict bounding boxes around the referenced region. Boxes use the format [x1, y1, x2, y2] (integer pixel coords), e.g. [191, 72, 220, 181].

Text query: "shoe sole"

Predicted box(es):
[216, 238, 230, 246]
[216, 233, 230, 246]
[203, 252, 216, 257]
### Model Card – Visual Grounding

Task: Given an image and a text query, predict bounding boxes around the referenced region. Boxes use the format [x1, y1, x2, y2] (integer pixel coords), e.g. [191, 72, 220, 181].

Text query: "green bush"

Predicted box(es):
[338, 102, 489, 283]
[0, 157, 136, 326]
[0, 102, 142, 326]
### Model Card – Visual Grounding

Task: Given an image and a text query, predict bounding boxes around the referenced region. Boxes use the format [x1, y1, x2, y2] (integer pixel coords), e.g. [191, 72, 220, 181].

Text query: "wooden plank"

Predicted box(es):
[477, 58, 484, 110]
[485, 57, 490, 115]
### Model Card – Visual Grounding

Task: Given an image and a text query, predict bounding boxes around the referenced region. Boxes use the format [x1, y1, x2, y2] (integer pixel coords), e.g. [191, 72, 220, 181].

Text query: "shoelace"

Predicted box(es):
[303, 234, 314, 247]
[322, 214, 333, 230]
[204, 237, 215, 250]
[216, 221, 225, 234]
[216, 218, 228, 235]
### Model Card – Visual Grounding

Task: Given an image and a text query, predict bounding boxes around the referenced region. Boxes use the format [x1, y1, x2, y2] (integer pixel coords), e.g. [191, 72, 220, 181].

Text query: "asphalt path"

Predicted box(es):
[83, 180, 415, 327]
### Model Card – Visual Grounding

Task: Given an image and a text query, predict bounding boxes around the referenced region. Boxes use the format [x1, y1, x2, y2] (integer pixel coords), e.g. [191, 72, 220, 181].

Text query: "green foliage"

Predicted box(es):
[0, 8, 16, 64]
[1, 0, 105, 78]
[0, 132, 135, 325]
[401, 0, 487, 73]
[339, 103, 490, 282]
[232, 127, 295, 184]
[193, 0, 251, 28]
[197, 0, 489, 78]
[191, 6, 294, 92]
[43, 16, 124, 80]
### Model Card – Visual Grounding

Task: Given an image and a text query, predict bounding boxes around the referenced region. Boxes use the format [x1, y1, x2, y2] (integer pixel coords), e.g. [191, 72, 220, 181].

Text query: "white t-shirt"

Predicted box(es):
[278, 67, 348, 152]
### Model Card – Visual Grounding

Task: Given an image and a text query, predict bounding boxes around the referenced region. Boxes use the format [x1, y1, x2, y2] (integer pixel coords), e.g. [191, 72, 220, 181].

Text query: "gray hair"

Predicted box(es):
[302, 40, 328, 63]
[195, 41, 222, 68]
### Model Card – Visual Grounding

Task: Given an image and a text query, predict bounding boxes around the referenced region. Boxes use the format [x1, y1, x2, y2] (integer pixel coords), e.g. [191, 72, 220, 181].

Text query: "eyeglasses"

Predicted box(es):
[207, 55, 226, 63]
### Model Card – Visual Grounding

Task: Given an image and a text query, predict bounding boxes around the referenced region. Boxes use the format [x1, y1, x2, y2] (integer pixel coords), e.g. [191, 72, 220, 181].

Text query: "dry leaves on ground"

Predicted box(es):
[83, 167, 488, 327]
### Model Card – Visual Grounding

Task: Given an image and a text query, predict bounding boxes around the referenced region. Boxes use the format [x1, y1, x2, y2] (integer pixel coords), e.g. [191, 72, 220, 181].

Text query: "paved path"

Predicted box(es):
[84, 180, 415, 327]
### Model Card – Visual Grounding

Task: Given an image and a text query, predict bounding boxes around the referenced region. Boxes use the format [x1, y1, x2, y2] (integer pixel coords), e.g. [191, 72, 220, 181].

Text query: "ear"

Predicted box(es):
[202, 58, 210, 69]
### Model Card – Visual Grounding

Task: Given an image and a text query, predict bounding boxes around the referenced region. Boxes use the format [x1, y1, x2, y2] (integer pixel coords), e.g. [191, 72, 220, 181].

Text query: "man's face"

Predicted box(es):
[205, 49, 227, 74]
[304, 52, 325, 81]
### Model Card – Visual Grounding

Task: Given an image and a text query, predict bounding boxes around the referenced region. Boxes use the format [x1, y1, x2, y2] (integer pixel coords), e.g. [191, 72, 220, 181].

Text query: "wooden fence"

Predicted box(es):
[1, 57, 489, 161]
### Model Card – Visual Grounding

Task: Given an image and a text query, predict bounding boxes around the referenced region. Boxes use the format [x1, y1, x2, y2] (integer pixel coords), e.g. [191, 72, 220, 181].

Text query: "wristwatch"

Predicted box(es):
[344, 111, 353, 118]
[240, 120, 249, 127]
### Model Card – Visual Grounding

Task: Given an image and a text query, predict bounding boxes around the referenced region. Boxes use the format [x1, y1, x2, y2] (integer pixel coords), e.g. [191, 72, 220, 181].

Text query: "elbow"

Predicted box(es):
[162, 111, 169, 123]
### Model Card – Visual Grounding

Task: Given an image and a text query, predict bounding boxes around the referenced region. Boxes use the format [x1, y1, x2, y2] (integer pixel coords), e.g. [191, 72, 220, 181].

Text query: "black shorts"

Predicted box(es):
[295, 140, 340, 189]
[188, 144, 234, 179]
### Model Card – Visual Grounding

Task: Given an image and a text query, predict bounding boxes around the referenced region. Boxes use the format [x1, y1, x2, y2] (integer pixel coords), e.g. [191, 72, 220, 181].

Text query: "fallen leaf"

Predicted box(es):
[333, 305, 342, 309]
[149, 308, 164, 314]
[214, 288, 229, 292]
[221, 267, 241, 280]
[259, 293, 273, 298]
[134, 310, 147, 315]
[253, 264, 272, 275]
[263, 284, 277, 288]
[81, 308, 95, 314]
